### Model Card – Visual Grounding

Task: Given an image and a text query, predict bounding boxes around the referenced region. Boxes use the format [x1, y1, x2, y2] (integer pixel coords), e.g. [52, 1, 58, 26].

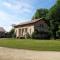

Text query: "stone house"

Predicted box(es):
[14, 18, 49, 38]
[0, 27, 5, 38]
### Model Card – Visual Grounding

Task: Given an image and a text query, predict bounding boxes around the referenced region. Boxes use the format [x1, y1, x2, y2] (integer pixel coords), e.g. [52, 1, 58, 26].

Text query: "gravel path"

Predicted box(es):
[0, 47, 60, 60]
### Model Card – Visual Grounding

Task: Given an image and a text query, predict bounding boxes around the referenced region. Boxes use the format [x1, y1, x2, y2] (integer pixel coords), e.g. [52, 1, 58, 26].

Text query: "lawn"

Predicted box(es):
[0, 38, 60, 51]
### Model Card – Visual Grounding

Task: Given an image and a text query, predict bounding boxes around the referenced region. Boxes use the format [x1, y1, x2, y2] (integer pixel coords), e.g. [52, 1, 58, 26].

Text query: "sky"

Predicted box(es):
[0, 0, 56, 32]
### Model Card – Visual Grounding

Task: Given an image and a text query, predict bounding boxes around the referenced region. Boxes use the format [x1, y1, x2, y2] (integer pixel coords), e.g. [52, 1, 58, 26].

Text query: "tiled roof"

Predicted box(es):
[0, 27, 5, 32]
[14, 18, 43, 27]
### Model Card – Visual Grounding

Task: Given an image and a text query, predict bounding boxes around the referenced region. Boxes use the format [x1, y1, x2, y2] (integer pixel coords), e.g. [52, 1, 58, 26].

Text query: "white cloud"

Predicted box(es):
[3, 2, 12, 8]
[0, 11, 10, 20]
[0, 11, 18, 31]
[3, 1, 33, 13]
[0, 11, 19, 23]
[3, 2, 19, 10]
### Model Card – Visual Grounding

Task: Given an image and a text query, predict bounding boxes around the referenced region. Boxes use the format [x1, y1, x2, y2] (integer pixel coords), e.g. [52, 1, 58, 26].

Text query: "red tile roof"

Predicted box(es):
[14, 18, 43, 27]
[0, 27, 5, 32]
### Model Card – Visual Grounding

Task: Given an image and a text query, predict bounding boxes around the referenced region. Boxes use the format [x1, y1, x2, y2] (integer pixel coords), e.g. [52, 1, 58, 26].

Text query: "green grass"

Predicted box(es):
[0, 38, 60, 51]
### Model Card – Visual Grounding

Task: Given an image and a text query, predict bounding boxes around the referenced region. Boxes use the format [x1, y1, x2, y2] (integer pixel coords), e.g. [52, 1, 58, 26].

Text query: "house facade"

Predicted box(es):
[0, 27, 5, 38]
[14, 18, 49, 38]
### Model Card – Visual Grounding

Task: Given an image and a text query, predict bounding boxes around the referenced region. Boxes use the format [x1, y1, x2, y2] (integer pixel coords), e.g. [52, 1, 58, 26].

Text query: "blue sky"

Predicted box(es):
[0, 0, 56, 31]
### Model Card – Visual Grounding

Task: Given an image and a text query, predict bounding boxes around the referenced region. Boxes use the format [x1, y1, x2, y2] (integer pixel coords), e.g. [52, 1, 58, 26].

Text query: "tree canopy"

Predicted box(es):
[32, 9, 49, 20]
[32, 0, 60, 39]
[48, 0, 60, 23]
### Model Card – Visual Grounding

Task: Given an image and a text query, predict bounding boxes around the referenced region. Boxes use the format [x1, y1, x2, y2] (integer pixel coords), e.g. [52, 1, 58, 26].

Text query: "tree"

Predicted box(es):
[47, 0, 60, 39]
[9, 29, 16, 38]
[32, 0, 60, 39]
[32, 9, 49, 20]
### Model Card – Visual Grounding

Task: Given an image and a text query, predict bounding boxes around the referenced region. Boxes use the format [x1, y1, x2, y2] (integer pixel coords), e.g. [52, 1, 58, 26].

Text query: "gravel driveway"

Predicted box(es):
[0, 47, 60, 60]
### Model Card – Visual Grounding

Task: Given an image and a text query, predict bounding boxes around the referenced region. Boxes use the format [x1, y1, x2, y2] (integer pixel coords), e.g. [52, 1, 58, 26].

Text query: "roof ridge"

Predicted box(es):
[14, 18, 43, 27]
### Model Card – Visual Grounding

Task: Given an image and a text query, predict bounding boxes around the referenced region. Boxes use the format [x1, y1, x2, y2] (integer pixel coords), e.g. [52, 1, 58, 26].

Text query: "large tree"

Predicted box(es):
[9, 29, 15, 38]
[32, 9, 48, 20]
[48, 0, 60, 22]
[47, 0, 60, 39]
[32, 0, 60, 39]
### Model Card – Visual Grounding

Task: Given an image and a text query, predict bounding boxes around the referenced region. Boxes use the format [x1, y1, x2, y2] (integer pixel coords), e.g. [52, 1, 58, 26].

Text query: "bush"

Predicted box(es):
[56, 32, 60, 39]
[32, 31, 51, 39]
[24, 32, 31, 39]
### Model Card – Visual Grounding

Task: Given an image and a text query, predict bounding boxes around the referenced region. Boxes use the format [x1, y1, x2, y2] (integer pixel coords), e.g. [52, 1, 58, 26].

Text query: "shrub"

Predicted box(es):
[32, 31, 51, 39]
[24, 32, 31, 39]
